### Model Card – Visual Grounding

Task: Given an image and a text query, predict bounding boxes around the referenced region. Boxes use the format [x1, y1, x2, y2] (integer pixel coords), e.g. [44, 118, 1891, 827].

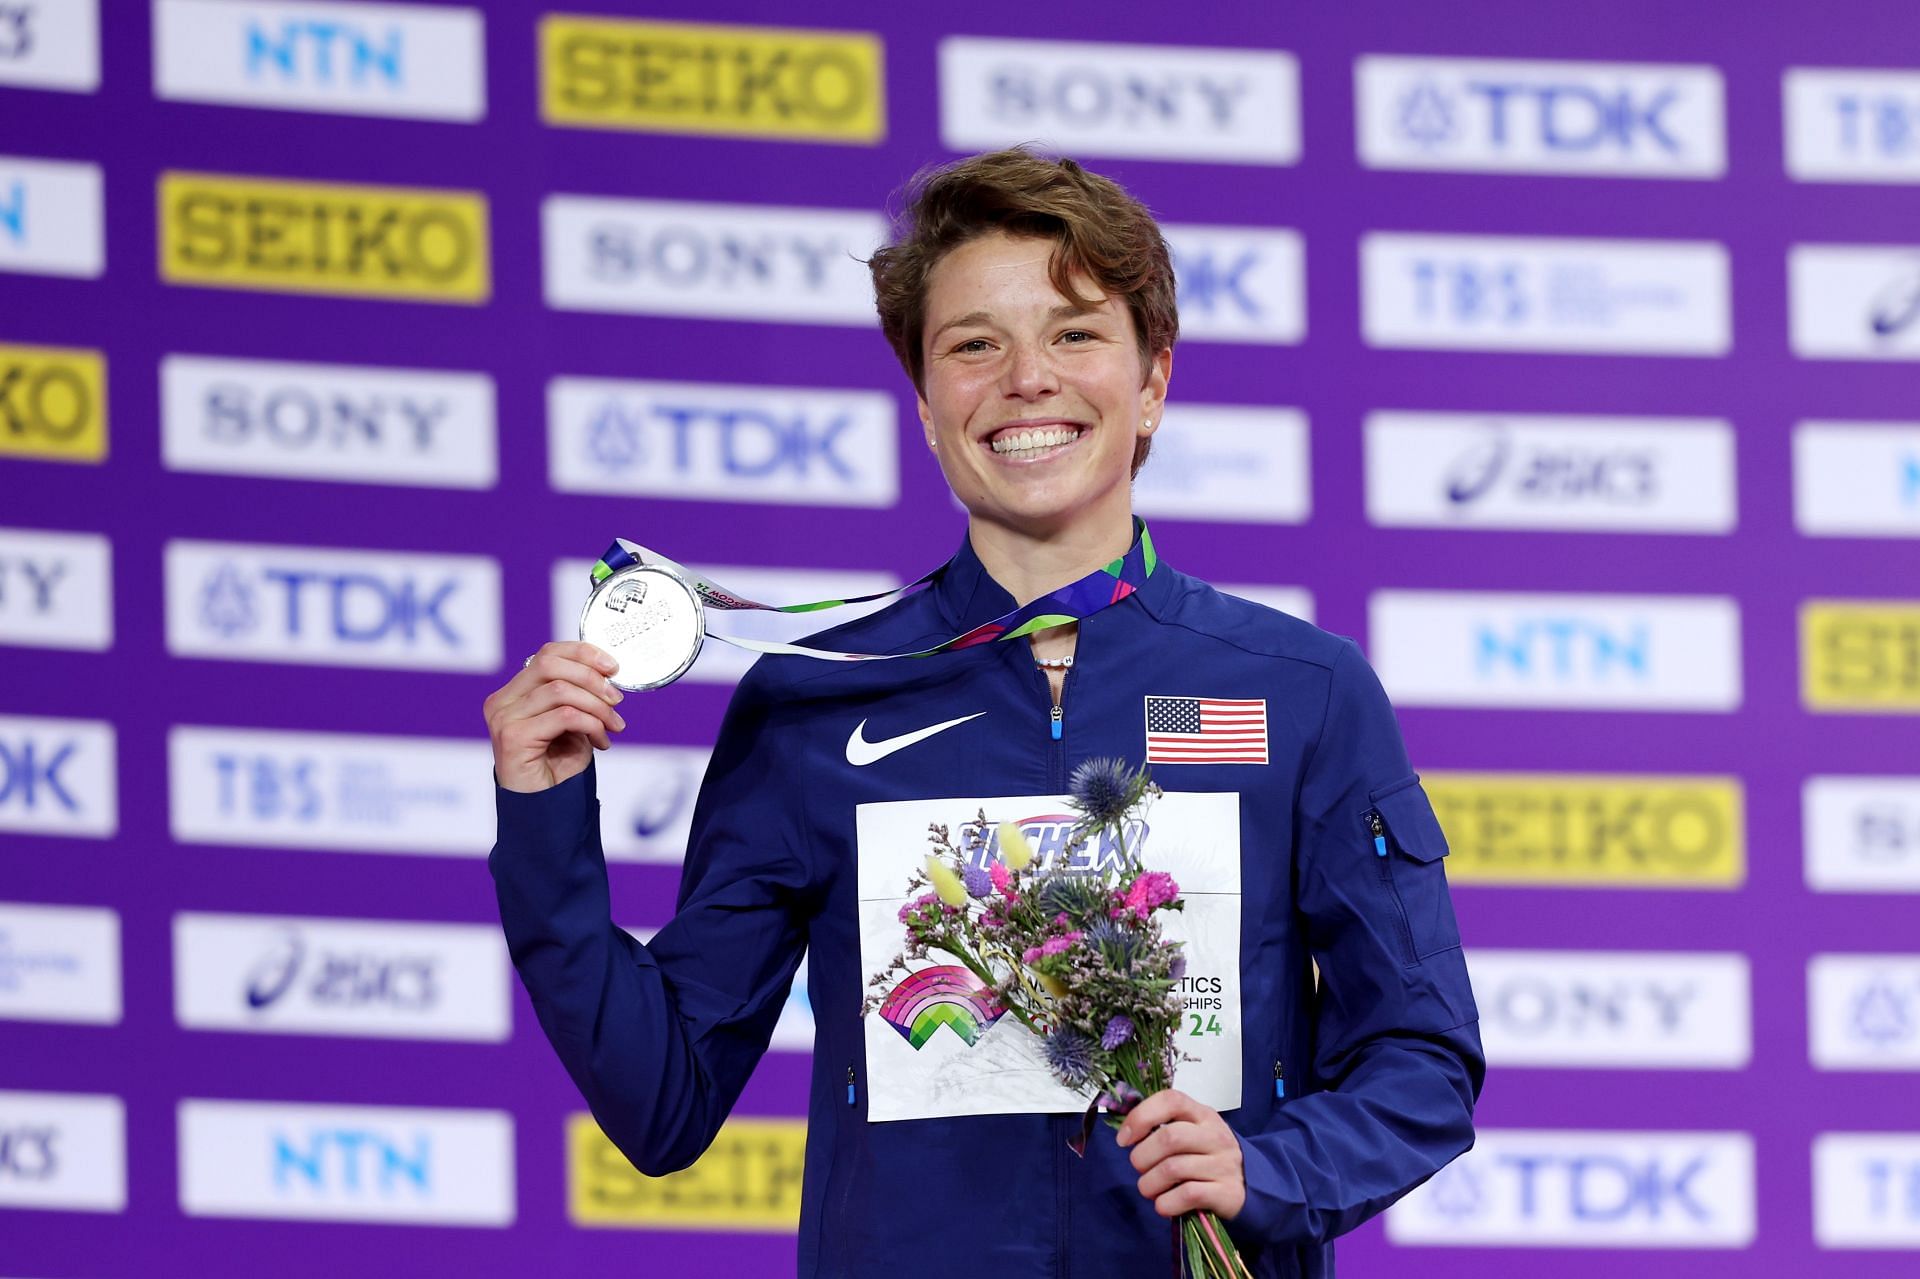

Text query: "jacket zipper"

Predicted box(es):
[1038, 648, 1075, 1275]
[1366, 809, 1418, 963]
[1274, 1058, 1287, 1100]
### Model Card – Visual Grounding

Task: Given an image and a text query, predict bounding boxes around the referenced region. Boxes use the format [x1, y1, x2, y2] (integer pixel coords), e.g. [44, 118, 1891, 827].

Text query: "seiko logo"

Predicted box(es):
[940, 38, 1299, 164]
[154, 1, 484, 121]
[0, 353, 94, 443]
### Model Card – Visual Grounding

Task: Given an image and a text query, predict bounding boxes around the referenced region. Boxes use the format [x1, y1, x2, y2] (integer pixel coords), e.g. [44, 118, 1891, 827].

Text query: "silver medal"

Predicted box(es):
[578, 564, 705, 691]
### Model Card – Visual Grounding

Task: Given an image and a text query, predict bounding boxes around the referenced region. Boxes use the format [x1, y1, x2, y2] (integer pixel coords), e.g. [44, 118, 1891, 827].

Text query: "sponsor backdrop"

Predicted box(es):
[4, 0, 1919, 1274]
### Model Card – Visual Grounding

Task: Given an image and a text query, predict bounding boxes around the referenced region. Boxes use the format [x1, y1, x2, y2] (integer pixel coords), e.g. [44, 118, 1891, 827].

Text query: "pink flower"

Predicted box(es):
[1039, 930, 1084, 958]
[989, 863, 1012, 897]
[1122, 871, 1180, 920]
[897, 891, 940, 924]
[1022, 946, 1044, 965]
[1054, 912, 1070, 927]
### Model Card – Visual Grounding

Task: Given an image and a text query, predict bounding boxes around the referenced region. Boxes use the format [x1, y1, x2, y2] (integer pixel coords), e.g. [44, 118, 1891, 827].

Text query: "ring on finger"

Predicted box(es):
[522, 654, 536, 669]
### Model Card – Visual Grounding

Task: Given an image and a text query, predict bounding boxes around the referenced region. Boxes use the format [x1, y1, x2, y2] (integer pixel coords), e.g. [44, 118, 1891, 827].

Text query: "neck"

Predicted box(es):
[968, 512, 1137, 607]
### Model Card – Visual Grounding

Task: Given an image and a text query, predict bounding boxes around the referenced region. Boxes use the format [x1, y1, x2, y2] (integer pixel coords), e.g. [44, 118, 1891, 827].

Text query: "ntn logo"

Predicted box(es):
[1475, 618, 1650, 678]
[244, 17, 402, 87]
[273, 1128, 429, 1195]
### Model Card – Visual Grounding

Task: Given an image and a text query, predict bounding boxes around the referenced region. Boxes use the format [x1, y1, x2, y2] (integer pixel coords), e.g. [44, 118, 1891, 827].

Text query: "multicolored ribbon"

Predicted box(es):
[591, 520, 1160, 663]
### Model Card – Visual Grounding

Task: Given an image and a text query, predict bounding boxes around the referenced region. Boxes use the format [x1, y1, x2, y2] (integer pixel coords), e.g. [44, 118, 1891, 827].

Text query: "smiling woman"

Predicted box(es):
[486, 146, 1482, 1279]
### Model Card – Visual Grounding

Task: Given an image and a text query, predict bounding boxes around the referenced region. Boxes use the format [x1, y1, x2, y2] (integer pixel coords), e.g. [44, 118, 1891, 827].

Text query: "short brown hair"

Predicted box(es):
[869, 148, 1178, 476]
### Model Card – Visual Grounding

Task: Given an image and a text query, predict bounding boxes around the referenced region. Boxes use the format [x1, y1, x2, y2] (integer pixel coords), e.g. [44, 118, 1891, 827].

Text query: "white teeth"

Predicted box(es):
[991, 427, 1080, 455]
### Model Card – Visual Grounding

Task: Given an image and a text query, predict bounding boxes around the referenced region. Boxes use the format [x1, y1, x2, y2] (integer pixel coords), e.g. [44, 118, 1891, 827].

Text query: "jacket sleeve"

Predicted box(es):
[1230, 638, 1484, 1246]
[488, 663, 817, 1176]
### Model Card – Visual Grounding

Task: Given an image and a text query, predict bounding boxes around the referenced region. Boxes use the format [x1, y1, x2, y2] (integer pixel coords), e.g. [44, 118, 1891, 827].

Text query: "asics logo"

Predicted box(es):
[845, 712, 986, 766]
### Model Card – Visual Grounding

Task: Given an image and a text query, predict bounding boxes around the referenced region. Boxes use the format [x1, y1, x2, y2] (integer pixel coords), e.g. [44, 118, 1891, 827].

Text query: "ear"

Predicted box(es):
[1138, 346, 1173, 435]
[916, 393, 938, 451]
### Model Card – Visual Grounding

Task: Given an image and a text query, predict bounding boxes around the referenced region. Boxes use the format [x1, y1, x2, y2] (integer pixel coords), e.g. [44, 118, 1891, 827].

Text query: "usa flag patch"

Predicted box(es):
[1144, 696, 1269, 765]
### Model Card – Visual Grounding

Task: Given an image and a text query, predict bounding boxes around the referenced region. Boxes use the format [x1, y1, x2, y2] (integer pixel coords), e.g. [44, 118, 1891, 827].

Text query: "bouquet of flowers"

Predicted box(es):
[863, 757, 1253, 1279]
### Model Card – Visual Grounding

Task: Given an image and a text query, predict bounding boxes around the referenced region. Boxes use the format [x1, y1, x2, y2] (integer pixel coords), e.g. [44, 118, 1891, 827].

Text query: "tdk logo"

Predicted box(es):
[544, 197, 884, 324]
[0, 714, 115, 838]
[161, 355, 498, 489]
[179, 1100, 514, 1224]
[0, 1126, 55, 1179]
[165, 540, 501, 672]
[1164, 225, 1305, 345]
[1810, 955, 1920, 1069]
[549, 377, 897, 507]
[1388, 1130, 1755, 1246]
[154, 1, 485, 122]
[1358, 56, 1724, 177]
[940, 38, 1300, 165]
[1370, 591, 1742, 710]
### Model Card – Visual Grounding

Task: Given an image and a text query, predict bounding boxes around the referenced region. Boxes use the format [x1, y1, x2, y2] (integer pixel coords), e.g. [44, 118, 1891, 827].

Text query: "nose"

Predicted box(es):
[1001, 338, 1059, 401]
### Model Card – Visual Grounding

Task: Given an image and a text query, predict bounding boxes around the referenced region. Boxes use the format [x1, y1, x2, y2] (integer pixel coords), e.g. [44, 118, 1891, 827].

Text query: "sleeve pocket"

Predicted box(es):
[1369, 776, 1463, 962]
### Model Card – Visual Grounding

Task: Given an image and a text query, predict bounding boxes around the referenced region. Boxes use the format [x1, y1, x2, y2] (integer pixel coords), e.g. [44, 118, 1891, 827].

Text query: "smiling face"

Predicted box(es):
[916, 230, 1171, 544]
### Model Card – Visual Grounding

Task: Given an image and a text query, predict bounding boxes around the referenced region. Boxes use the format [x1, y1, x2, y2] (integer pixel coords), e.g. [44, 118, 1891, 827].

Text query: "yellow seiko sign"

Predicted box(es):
[569, 1113, 806, 1231]
[541, 16, 885, 143]
[0, 342, 107, 463]
[1424, 772, 1746, 888]
[1802, 601, 1920, 712]
[158, 172, 490, 303]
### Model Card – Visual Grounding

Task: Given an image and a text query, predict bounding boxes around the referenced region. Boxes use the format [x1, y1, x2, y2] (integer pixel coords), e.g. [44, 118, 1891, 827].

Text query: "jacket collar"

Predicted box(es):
[930, 517, 1174, 637]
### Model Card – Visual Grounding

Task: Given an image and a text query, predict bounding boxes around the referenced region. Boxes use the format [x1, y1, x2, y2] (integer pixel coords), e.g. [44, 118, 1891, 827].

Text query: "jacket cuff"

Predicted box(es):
[490, 760, 597, 870]
[1230, 1130, 1304, 1248]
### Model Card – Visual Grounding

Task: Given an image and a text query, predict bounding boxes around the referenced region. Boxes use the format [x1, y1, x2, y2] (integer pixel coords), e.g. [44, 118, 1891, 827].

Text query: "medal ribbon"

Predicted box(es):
[590, 520, 1160, 663]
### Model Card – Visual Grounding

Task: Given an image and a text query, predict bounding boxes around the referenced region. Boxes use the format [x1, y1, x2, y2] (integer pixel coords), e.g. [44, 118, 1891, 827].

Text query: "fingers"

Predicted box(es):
[1116, 1088, 1205, 1149]
[517, 703, 612, 753]
[1134, 1150, 1237, 1202]
[1125, 1119, 1216, 1174]
[518, 678, 626, 737]
[488, 645, 623, 721]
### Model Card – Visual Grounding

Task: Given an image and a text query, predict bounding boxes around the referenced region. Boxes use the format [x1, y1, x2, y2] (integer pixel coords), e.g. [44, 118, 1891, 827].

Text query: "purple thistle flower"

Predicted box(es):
[962, 864, 993, 899]
[1069, 756, 1138, 826]
[1168, 950, 1188, 982]
[1044, 1026, 1096, 1087]
[1101, 1015, 1135, 1050]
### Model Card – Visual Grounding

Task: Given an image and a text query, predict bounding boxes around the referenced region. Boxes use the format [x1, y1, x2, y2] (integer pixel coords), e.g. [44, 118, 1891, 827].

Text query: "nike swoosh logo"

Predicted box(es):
[846, 712, 986, 766]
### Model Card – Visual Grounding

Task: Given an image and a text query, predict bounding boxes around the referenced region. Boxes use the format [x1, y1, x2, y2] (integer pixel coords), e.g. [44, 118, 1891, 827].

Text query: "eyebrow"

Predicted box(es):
[928, 301, 1109, 344]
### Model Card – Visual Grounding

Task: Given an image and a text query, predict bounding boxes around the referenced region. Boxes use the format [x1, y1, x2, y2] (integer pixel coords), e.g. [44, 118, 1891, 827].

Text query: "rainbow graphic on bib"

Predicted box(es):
[877, 965, 1007, 1049]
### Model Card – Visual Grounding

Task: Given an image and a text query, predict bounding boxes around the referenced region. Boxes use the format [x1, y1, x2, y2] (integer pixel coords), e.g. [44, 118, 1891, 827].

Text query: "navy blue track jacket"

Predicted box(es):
[491, 529, 1483, 1277]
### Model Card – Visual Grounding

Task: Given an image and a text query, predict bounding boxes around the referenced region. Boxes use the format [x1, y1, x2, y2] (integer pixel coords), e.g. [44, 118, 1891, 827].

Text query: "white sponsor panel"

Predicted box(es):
[940, 38, 1299, 165]
[594, 742, 712, 864]
[1815, 1133, 1920, 1248]
[1471, 950, 1749, 1068]
[161, 355, 497, 488]
[0, 903, 119, 1025]
[164, 540, 501, 672]
[179, 1099, 514, 1225]
[1218, 584, 1315, 626]
[1805, 775, 1920, 893]
[174, 912, 508, 1041]
[859, 792, 1239, 1122]
[547, 377, 899, 507]
[1365, 412, 1736, 533]
[1356, 56, 1724, 178]
[0, 1091, 123, 1212]
[1369, 590, 1742, 711]
[1362, 233, 1730, 355]
[1786, 69, 1920, 184]
[169, 726, 492, 856]
[0, 156, 103, 278]
[1790, 244, 1920, 360]
[1388, 1129, 1755, 1247]
[1810, 954, 1920, 1070]
[1165, 225, 1306, 345]
[154, 0, 485, 120]
[0, 714, 116, 838]
[551, 558, 898, 687]
[0, 527, 111, 651]
[543, 197, 885, 325]
[0, 0, 98, 92]
[1132, 406, 1309, 523]
[1794, 421, 1920, 536]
